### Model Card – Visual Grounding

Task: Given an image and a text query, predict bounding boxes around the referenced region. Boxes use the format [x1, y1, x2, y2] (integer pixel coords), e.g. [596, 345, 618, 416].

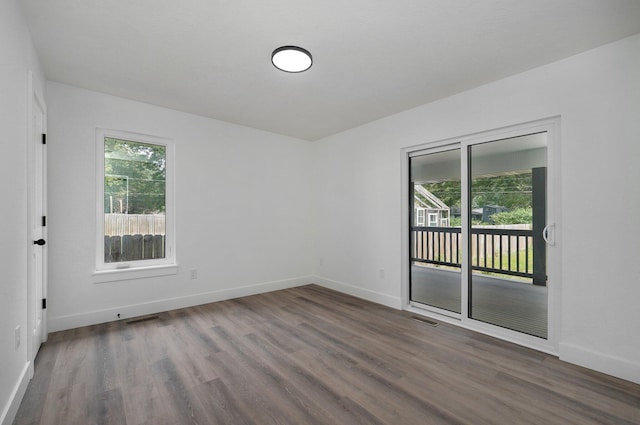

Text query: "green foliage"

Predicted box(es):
[449, 216, 483, 227]
[104, 138, 166, 214]
[476, 248, 534, 282]
[470, 173, 532, 209]
[490, 207, 532, 224]
[421, 172, 532, 211]
[421, 180, 462, 208]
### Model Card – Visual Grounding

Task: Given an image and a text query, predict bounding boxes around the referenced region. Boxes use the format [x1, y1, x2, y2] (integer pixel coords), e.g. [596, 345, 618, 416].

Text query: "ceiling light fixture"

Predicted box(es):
[271, 46, 313, 73]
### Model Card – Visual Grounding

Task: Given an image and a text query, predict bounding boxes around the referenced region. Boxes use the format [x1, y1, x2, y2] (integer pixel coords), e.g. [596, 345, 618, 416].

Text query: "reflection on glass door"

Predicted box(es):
[468, 133, 548, 338]
[410, 148, 461, 313]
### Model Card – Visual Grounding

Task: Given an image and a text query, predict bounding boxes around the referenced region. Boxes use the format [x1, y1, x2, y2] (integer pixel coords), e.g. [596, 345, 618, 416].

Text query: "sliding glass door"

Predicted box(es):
[408, 128, 552, 340]
[468, 133, 548, 338]
[409, 148, 462, 314]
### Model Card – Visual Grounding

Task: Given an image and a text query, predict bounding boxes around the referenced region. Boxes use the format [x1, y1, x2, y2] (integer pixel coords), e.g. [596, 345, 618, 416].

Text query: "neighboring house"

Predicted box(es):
[451, 205, 508, 223]
[481, 205, 508, 223]
[414, 185, 449, 227]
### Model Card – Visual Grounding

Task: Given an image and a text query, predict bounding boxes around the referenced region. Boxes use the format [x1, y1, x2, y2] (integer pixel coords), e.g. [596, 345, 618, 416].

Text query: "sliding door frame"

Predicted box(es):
[407, 143, 462, 319]
[401, 117, 561, 355]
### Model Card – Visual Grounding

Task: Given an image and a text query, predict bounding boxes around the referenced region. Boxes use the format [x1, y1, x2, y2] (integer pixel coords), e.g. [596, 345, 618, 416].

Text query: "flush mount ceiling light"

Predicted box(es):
[271, 46, 313, 73]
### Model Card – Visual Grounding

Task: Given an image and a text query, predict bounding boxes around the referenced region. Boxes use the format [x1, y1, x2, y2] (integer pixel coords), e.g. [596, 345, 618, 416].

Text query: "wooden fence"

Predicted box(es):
[104, 214, 165, 262]
[105, 213, 165, 236]
[104, 234, 165, 262]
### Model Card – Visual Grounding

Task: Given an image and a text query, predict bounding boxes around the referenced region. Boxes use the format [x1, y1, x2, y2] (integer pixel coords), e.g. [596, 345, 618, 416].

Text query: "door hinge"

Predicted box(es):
[42, 216, 47, 227]
[42, 298, 47, 309]
[42, 134, 47, 145]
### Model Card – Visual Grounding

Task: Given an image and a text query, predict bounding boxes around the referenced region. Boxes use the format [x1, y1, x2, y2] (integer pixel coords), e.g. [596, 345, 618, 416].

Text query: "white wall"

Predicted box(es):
[313, 34, 640, 384]
[0, 1, 46, 424]
[4, 13, 638, 425]
[46, 82, 314, 331]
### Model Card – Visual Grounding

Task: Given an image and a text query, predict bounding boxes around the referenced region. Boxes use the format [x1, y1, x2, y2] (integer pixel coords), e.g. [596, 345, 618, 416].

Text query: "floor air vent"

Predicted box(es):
[412, 316, 438, 326]
[126, 315, 159, 325]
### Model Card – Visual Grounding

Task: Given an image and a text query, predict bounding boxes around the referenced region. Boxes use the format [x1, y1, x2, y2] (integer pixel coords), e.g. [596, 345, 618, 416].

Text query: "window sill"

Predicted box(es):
[92, 264, 178, 283]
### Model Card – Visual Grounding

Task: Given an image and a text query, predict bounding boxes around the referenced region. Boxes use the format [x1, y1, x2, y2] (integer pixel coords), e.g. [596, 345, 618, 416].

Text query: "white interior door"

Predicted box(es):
[29, 74, 47, 363]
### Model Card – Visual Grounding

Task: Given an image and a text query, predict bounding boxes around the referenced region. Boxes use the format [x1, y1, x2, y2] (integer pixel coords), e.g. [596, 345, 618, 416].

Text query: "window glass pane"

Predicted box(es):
[104, 137, 166, 263]
[410, 148, 462, 313]
[469, 133, 547, 338]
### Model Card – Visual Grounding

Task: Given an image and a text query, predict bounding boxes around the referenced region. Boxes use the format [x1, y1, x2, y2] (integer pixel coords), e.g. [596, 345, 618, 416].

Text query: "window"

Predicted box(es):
[416, 209, 426, 226]
[428, 213, 438, 227]
[95, 129, 175, 278]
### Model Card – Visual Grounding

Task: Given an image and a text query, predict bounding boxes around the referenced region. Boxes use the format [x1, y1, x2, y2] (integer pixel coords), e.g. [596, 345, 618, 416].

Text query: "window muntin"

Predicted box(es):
[96, 130, 174, 272]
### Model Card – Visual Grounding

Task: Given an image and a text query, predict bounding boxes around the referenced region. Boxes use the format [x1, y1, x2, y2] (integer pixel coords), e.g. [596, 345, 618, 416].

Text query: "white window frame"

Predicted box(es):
[416, 208, 426, 226]
[94, 129, 177, 282]
[428, 213, 438, 227]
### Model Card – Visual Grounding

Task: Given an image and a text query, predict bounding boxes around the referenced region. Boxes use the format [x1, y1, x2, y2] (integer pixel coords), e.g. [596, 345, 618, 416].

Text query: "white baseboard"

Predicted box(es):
[1, 361, 31, 425]
[48, 276, 313, 332]
[559, 342, 640, 385]
[312, 276, 403, 309]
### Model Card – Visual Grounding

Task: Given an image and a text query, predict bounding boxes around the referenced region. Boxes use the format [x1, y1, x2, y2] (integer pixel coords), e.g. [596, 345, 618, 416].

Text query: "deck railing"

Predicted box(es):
[411, 226, 534, 280]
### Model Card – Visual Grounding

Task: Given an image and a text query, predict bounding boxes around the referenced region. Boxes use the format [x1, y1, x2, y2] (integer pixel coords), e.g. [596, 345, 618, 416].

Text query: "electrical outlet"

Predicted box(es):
[15, 325, 20, 349]
[190, 269, 198, 280]
[379, 269, 385, 279]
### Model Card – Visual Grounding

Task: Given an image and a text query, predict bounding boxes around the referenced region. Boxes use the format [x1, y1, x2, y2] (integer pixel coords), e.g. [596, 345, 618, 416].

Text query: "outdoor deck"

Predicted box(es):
[411, 265, 547, 338]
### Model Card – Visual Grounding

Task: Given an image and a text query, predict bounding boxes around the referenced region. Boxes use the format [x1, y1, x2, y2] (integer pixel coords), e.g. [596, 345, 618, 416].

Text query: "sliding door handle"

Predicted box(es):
[542, 224, 555, 246]
[33, 239, 46, 246]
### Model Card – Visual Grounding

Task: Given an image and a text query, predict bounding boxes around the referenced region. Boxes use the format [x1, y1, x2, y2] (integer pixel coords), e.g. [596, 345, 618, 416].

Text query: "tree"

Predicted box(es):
[104, 138, 166, 214]
[420, 180, 462, 208]
[470, 172, 532, 209]
[490, 207, 533, 224]
[421, 172, 532, 210]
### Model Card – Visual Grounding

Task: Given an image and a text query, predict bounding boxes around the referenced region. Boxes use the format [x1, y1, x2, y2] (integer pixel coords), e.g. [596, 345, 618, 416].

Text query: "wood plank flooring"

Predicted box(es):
[13, 284, 640, 425]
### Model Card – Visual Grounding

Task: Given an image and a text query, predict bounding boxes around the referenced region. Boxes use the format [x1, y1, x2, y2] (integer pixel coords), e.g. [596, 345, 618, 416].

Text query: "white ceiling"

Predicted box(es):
[19, 0, 640, 141]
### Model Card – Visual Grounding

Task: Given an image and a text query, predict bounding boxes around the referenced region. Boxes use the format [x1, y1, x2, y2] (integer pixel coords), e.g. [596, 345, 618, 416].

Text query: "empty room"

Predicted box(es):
[2, 0, 640, 424]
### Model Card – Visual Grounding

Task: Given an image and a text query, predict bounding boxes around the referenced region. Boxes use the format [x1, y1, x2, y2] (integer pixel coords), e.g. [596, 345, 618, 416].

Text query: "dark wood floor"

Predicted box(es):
[14, 285, 640, 425]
